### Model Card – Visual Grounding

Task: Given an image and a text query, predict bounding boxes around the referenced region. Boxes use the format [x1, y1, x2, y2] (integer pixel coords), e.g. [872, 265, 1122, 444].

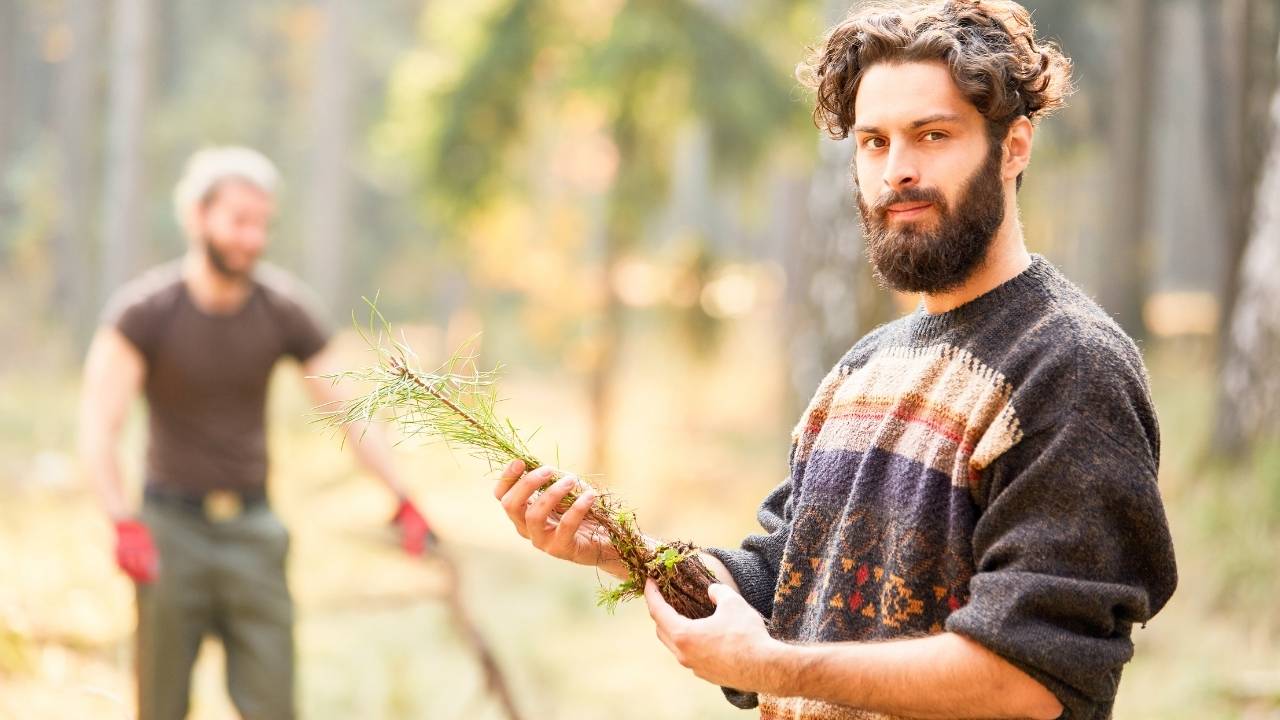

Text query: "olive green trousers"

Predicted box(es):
[136, 499, 295, 720]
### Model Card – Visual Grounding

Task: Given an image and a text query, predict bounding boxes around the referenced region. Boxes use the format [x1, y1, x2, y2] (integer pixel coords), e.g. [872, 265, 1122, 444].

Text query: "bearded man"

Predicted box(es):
[493, 2, 1177, 718]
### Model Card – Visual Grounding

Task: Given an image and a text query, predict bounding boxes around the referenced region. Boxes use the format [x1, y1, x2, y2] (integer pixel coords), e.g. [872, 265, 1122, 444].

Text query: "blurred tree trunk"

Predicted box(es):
[1208, 0, 1280, 455]
[304, 0, 352, 307]
[781, 0, 895, 414]
[1098, 0, 1155, 340]
[586, 88, 640, 476]
[54, 0, 103, 343]
[1204, 0, 1255, 340]
[1216, 41, 1280, 453]
[100, 0, 152, 302]
[0, 1, 16, 190]
[783, 136, 878, 411]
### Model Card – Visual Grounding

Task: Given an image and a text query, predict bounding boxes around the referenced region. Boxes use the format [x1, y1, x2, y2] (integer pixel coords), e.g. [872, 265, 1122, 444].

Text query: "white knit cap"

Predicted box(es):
[172, 146, 280, 226]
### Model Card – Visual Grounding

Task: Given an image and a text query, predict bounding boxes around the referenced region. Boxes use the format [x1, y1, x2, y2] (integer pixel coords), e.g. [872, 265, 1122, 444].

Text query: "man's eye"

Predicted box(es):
[922, 131, 947, 142]
[863, 137, 887, 149]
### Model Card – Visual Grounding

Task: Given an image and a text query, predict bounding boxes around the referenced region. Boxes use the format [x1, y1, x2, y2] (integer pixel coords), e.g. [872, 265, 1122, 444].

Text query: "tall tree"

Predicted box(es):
[53, 0, 104, 342]
[1204, 0, 1255, 337]
[780, 0, 909, 414]
[0, 1, 16, 194]
[778, 0, 896, 414]
[100, 0, 153, 302]
[1206, 0, 1280, 454]
[304, 0, 353, 306]
[1097, 0, 1155, 339]
[1217, 41, 1280, 453]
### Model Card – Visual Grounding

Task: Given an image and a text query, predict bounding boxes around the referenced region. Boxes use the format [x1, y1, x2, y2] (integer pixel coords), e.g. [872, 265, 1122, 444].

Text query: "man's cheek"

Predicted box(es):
[852, 163, 875, 196]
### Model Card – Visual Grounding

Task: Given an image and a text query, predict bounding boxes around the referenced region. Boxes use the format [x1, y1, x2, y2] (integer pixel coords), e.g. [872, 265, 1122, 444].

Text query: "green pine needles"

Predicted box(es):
[318, 300, 719, 620]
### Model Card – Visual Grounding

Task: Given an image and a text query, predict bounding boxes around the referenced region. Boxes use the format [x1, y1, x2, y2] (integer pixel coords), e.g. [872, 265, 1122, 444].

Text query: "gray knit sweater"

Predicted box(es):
[708, 256, 1178, 719]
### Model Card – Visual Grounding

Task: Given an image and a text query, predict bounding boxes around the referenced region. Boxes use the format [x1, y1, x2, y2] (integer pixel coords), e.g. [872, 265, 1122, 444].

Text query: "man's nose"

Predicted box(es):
[241, 226, 268, 252]
[883, 145, 920, 192]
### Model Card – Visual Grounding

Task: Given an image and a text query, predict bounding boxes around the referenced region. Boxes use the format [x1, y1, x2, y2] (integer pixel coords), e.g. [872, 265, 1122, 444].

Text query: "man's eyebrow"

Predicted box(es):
[910, 113, 962, 128]
[853, 113, 964, 135]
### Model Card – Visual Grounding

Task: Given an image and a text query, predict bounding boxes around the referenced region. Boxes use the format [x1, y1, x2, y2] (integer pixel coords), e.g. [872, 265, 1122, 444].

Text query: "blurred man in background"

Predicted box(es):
[77, 146, 436, 720]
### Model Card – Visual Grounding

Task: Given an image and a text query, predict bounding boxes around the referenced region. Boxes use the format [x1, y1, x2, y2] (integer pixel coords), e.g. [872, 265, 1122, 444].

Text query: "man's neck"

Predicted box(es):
[920, 205, 1031, 315]
[182, 251, 253, 314]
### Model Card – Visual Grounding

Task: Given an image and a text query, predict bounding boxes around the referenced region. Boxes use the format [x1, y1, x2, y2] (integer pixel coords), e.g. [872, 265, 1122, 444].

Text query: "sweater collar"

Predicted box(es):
[904, 254, 1056, 344]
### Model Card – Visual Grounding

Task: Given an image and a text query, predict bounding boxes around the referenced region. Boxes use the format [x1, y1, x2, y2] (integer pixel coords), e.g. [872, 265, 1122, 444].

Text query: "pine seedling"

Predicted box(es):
[317, 300, 720, 620]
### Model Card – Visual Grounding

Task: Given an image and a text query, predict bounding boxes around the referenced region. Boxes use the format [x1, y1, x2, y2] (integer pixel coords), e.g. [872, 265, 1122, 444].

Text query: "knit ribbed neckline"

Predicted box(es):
[905, 254, 1056, 344]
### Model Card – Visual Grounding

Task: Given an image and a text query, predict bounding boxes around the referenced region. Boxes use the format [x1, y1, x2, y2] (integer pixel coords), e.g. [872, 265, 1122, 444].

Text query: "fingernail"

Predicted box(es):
[506, 460, 520, 473]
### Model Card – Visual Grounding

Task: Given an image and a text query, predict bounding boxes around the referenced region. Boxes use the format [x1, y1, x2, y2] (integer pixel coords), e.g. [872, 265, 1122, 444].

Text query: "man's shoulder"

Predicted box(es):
[253, 262, 328, 318]
[1022, 271, 1150, 391]
[1004, 274, 1158, 460]
[101, 261, 184, 325]
[251, 262, 332, 354]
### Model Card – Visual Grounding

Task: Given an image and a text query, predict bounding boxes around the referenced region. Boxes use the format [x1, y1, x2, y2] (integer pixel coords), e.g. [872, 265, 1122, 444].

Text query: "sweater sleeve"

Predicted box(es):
[944, 408, 1177, 719]
[704, 475, 795, 618]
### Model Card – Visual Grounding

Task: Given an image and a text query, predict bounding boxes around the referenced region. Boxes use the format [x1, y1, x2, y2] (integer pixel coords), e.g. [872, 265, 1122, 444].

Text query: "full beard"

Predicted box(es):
[856, 139, 1006, 294]
[203, 235, 252, 282]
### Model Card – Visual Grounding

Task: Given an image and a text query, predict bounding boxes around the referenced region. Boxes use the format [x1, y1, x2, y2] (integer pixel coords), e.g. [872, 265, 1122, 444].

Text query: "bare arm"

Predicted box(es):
[646, 582, 1062, 720]
[302, 348, 408, 498]
[767, 631, 1062, 718]
[78, 327, 145, 521]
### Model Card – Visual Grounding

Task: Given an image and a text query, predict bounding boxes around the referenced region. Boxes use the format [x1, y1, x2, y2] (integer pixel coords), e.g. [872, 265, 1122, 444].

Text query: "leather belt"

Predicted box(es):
[144, 485, 267, 522]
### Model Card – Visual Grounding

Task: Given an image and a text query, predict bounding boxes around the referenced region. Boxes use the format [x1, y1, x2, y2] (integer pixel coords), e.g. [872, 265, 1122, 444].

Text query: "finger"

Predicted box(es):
[644, 579, 685, 631]
[549, 489, 596, 554]
[499, 466, 554, 536]
[492, 459, 526, 500]
[526, 475, 577, 548]
[653, 618, 677, 655]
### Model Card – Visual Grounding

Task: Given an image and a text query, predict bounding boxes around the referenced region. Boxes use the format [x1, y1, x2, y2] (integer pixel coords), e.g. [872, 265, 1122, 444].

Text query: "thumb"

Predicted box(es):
[707, 583, 739, 606]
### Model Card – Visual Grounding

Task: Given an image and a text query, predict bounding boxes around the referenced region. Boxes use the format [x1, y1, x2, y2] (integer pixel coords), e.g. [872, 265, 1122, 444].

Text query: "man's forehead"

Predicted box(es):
[853, 61, 980, 131]
[208, 179, 275, 208]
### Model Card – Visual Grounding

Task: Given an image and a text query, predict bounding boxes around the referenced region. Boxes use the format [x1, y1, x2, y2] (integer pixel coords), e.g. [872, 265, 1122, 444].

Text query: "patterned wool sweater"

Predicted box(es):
[707, 256, 1177, 720]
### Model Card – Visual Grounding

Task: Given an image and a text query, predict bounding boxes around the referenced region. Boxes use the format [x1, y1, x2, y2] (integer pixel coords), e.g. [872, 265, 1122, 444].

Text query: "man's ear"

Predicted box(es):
[1003, 116, 1034, 182]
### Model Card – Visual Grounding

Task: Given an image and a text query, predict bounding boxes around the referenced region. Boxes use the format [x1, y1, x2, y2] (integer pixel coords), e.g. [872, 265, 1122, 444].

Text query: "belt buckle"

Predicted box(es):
[203, 490, 243, 522]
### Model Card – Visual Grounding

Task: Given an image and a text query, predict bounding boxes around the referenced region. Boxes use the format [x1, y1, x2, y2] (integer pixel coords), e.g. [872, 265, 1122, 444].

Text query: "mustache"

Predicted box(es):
[867, 186, 947, 218]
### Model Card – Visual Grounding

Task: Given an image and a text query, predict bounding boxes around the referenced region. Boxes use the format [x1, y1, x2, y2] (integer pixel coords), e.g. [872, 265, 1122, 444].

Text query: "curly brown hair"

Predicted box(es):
[799, 0, 1074, 142]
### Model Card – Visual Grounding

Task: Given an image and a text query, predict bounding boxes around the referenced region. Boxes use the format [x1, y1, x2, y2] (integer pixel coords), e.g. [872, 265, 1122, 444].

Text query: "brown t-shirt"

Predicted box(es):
[102, 261, 330, 494]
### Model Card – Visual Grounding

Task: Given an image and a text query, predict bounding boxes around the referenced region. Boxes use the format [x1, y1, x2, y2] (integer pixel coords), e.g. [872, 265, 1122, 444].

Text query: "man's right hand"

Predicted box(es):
[114, 519, 159, 584]
[494, 460, 627, 577]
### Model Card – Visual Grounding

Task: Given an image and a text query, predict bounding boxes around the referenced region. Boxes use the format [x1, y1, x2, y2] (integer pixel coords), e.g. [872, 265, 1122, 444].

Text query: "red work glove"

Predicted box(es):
[392, 498, 439, 556]
[114, 519, 159, 584]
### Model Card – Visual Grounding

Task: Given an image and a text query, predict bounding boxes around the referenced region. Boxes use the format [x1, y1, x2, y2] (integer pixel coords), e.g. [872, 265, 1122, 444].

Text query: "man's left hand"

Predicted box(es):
[392, 497, 439, 556]
[644, 579, 784, 692]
